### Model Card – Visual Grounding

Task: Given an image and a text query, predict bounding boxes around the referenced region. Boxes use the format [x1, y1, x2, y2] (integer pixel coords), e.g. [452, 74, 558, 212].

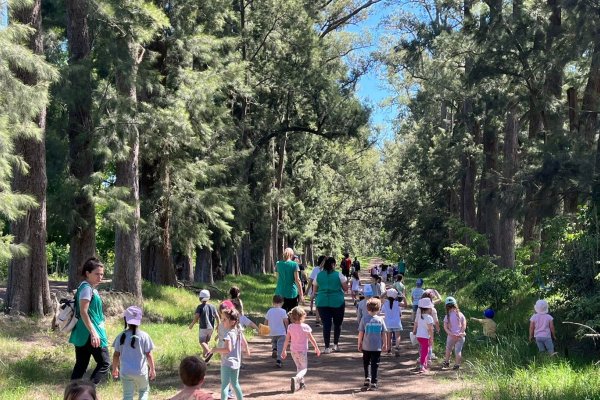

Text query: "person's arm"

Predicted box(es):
[283, 316, 289, 329]
[281, 331, 291, 360]
[212, 337, 233, 354]
[382, 330, 387, 352]
[550, 320, 556, 340]
[189, 313, 200, 330]
[112, 351, 120, 378]
[241, 332, 251, 356]
[434, 318, 441, 334]
[79, 299, 101, 348]
[312, 281, 319, 298]
[341, 280, 349, 292]
[293, 270, 304, 302]
[460, 314, 467, 336]
[443, 318, 451, 336]
[146, 352, 156, 380]
[412, 318, 417, 335]
[308, 332, 321, 356]
[529, 320, 535, 342]
[427, 323, 434, 345]
[358, 331, 364, 352]
[247, 320, 258, 330]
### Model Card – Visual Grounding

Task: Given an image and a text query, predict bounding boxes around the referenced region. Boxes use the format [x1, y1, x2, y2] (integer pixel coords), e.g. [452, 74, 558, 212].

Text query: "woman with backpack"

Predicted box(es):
[69, 257, 110, 384]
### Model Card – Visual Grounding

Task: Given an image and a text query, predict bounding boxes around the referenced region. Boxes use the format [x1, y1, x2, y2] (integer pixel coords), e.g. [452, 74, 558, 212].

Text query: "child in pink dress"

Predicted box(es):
[281, 306, 321, 393]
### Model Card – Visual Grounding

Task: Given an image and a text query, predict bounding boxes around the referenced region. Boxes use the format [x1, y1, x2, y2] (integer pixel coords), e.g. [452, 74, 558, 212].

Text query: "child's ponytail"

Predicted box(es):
[118, 318, 138, 349]
[130, 324, 137, 348]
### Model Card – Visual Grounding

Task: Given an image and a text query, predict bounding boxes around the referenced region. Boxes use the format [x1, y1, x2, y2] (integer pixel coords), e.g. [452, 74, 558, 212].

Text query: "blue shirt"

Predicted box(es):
[359, 314, 387, 351]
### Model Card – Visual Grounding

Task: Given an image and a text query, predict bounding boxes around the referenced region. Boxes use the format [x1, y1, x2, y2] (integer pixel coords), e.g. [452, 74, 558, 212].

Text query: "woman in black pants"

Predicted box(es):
[313, 257, 348, 353]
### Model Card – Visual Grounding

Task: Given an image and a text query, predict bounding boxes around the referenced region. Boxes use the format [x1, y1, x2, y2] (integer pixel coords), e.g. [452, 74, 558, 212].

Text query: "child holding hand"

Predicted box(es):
[281, 306, 320, 393]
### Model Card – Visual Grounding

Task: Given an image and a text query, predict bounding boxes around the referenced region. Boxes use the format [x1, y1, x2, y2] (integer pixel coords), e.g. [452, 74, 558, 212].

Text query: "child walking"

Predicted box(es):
[189, 290, 220, 358]
[442, 297, 466, 370]
[412, 298, 434, 373]
[382, 288, 406, 356]
[411, 278, 425, 319]
[281, 307, 321, 393]
[529, 299, 556, 354]
[358, 298, 387, 390]
[350, 271, 361, 305]
[265, 294, 289, 367]
[112, 306, 156, 400]
[209, 308, 249, 400]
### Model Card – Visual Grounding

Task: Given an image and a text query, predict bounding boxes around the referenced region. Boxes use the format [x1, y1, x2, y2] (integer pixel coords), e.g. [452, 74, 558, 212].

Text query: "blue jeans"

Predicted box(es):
[271, 335, 285, 361]
[122, 373, 149, 400]
[221, 365, 243, 400]
[536, 337, 554, 353]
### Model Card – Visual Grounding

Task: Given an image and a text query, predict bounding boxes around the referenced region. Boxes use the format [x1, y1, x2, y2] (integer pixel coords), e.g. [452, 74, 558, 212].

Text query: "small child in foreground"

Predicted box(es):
[168, 356, 213, 400]
[63, 380, 97, 400]
[529, 299, 556, 354]
[358, 298, 387, 390]
[281, 306, 321, 393]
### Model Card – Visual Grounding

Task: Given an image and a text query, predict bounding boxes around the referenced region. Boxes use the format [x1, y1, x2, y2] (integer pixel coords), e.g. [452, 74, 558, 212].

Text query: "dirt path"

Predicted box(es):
[202, 258, 471, 399]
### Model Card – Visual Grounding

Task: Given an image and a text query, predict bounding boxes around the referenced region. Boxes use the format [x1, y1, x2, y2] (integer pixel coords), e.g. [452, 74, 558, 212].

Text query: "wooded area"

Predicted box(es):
[1, 0, 600, 335]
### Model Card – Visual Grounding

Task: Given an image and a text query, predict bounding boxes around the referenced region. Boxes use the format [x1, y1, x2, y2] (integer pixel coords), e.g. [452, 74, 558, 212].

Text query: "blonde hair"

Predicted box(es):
[283, 248, 294, 260]
[366, 297, 381, 313]
[288, 306, 306, 323]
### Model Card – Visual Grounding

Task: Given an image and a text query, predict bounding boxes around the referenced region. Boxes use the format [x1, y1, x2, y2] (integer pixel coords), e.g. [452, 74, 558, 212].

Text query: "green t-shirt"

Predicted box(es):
[315, 270, 345, 308]
[275, 260, 299, 299]
[69, 282, 108, 348]
[398, 260, 406, 274]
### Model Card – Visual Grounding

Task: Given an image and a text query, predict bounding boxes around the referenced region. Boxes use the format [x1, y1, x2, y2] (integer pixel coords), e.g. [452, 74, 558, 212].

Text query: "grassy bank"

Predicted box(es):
[0, 274, 276, 400]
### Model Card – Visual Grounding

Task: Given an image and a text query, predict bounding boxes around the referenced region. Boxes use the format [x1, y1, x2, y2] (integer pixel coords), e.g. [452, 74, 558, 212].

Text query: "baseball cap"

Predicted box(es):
[445, 296, 457, 306]
[199, 289, 210, 301]
[124, 306, 143, 326]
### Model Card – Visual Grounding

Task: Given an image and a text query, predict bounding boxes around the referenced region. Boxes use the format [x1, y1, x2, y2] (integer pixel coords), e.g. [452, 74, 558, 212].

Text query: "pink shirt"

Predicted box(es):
[288, 322, 312, 352]
[444, 311, 466, 335]
[530, 313, 553, 338]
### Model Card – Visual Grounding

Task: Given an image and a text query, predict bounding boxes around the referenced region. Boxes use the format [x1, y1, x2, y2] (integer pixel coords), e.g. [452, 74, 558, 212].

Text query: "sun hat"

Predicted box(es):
[534, 299, 549, 314]
[386, 288, 398, 299]
[124, 306, 143, 326]
[416, 278, 424, 287]
[417, 298, 434, 309]
[199, 289, 211, 301]
[363, 285, 373, 297]
[445, 296, 457, 306]
[483, 308, 495, 319]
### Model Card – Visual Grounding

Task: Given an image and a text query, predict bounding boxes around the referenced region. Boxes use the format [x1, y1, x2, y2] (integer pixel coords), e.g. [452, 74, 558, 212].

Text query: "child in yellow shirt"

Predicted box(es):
[471, 308, 497, 339]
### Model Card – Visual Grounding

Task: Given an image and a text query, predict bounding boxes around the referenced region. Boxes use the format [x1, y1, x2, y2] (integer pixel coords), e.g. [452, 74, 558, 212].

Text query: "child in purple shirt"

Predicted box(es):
[529, 299, 556, 354]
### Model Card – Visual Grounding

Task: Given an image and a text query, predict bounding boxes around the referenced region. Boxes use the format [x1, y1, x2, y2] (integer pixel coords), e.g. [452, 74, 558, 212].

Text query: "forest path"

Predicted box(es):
[202, 258, 473, 399]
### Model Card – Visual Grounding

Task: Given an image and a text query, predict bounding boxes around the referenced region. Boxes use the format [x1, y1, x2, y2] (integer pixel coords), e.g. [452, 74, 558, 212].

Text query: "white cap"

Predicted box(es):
[386, 288, 398, 299]
[199, 289, 210, 301]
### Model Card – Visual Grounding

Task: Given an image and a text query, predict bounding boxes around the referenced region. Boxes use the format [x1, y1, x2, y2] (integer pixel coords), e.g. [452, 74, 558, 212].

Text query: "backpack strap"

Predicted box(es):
[74, 281, 92, 319]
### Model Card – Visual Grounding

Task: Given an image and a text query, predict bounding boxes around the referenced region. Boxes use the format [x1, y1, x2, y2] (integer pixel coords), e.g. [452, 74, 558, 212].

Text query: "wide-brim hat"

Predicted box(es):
[124, 306, 143, 325]
[418, 298, 434, 309]
[534, 299, 549, 314]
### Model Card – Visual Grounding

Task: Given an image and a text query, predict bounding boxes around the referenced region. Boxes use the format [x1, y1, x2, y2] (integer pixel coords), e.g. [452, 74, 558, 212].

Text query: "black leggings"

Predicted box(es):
[283, 296, 299, 313]
[71, 336, 111, 384]
[362, 351, 381, 383]
[317, 304, 345, 348]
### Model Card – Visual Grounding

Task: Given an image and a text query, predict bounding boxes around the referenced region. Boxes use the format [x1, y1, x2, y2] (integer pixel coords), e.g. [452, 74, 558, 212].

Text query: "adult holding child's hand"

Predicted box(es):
[275, 248, 305, 312]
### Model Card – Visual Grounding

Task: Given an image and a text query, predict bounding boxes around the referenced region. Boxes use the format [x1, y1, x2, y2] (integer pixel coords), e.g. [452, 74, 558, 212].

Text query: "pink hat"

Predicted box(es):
[124, 306, 143, 325]
[417, 298, 434, 309]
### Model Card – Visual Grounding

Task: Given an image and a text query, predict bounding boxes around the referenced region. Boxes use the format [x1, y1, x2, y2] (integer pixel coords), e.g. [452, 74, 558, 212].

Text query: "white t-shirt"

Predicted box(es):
[78, 282, 97, 301]
[240, 315, 252, 328]
[309, 267, 321, 281]
[382, 299, 402, 330]
[265, 307, 287, 336]
[415, 313, 434, 339]
[351, 278, 361, 292]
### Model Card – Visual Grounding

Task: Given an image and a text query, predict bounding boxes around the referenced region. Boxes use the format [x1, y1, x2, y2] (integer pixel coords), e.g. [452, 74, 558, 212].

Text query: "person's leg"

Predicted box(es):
[454, 337, 465, 366]
[121, 374, 135, 400]
[412, 304, 418, 321]
[362, 351, 371, 379]
[71, 342, 93, 380]
[276, 335, 286, 361]
[332, 304, 345, 345]
[444, 336, 454, 364]
[291, 351, 308, 382]
[283, 297, 298, 313]
[271, 337, 277, 357]
[89, 345, 111, 384]
[540, 337, 554, 353]
[535, 338, 546, 352]
[417, 338, 429, 370]
[318, 307, 332, 348]
[228, 367, 243, 399]
[371, 351, 381, 384]
[220, 365, 231, 400]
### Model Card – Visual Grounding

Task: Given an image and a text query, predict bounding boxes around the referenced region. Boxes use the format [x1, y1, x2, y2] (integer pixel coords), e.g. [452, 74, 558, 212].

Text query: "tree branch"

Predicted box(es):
[319, 0, 383, 38]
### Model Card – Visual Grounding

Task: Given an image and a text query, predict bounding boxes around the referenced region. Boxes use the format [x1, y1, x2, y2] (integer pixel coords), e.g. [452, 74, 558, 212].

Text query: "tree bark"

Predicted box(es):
[194, 246, 213, 284]
[460, 98, 479, 233]
[580, 31, 600, 150]
[500, 107, 519, 268]
[65, 0, 96, 290]
[271, 133, 287, 263]
[112, 41, 142, 297]
[6, 0, 52, 316]
[564, 87, 579, 213]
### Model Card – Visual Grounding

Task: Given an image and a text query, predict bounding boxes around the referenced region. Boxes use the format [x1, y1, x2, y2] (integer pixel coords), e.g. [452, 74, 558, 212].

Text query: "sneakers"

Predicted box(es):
[386, 350, 392, 355]
[363, 377, 371, 388]
[276, 360, 282, 368]
[442, 361, 450, 369]
[271, 349, 277, 359]
[299, 382, 306, 390]
[332, 344, 339, 352]
[430, 353, 438, 360]
[369, 383, 378, 390]
[290, 377, 297, 393]
[452, 364, 460, 370]
[323, 347, 332, 354]
[204, 352, 213, 364]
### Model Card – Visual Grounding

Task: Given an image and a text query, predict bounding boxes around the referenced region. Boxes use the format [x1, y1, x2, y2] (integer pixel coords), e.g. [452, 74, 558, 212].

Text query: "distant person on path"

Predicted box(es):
[471, 308, 497, 339]
[358, 298, 387, 391]
[529, 299, 556, 354]
[69, 257, 110, 384]
[63, 380, 97, 400]
[352, 257, 361, 273]
[313, 256, 348, 353]
[275, 248, 304, 312]
[189, 290, 219, 357]
[308, 255, 325, 326]
[392, 274, 406, 300]
[356, 284, 373, 325]
[412, 298, 435, 373]
[265, 295, 289, 368]
[350, 271, 361, 305]
[397, 258, 406, 276]
[442, 297, 467, 370]
[168, 356, 213, 400]
[370, 275, 385, 298]
[341, 253, 352, 280]
[112, 306, 156, 400]
[281, 306, 321, 393]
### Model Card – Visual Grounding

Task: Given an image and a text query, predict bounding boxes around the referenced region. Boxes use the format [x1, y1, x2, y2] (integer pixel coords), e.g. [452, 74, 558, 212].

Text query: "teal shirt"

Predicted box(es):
[315, 270, 345, 308]
[69, 282, 108, 348]
[275, 260, 299, 299]
[398, 260, 406, 274]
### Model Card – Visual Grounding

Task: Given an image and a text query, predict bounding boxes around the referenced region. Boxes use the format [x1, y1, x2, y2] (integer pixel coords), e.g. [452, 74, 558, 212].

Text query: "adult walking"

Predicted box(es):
[313, 256, 348, 354]
[69, 257, 110, 384]
[275, 248, 304, 312]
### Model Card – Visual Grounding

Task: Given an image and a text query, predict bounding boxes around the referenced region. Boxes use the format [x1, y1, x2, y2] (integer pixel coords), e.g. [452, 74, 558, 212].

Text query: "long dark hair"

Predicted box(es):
[316, 255, 326, 267]
[323, 257, 336, 273]
[120, 319, 138, 349]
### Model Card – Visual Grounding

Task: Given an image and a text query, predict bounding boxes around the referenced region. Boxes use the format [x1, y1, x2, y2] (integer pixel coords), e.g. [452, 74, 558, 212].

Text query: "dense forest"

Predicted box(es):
[1, 0, 599, 335]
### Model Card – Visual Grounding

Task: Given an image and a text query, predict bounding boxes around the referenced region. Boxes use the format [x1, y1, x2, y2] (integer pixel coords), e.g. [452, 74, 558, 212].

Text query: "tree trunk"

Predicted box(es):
[194, 246, 213, 284]
[271, 133, 287, 263]
[460, 97, 479, 233]
[174, 251, 193, 281]
[580, 30, 600, 150]
[65, 0, 96, 290]
[564, 87, 579, 213]
[500, 107, 519, 268]
[6, 0, 52, 315]
[112, 41, 142, 297]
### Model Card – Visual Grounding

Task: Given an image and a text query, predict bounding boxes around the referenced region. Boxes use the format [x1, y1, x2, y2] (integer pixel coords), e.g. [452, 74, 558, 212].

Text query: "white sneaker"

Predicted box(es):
[323, 347, 332, 354]
[332, 344, 339, 351]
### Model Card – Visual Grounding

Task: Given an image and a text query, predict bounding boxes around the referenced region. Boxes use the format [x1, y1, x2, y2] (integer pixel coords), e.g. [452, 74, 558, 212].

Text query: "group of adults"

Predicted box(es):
[274, 248, 349, 353]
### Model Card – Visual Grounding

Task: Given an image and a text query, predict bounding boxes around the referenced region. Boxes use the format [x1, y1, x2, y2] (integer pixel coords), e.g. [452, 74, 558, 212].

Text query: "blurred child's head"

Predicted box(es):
[352, 271, 359, 280]
[344, 253, 350, 258]
[179, 356, 207, 387]
[418, 298, 433, 316]
[272, 294, 284, 307]
[534, 299, 549, 314]
[395, 274, 403, 282]
[372, 274, 381, 283]
[199, 289, 211, 302]
[445, 296, 458, 312]
[288, 306, 306, 323]
[323, 257, 337, 272]
[222, 308, 240, 328]
[416, 278, 424, 287]
[316, 255, 326, 267]
[219, 300, 235, 317]
[366, 298, 381, 315]
[229, 286, 241, 299]
[63, 380, 97, 400]
[483, 308, 495, 319]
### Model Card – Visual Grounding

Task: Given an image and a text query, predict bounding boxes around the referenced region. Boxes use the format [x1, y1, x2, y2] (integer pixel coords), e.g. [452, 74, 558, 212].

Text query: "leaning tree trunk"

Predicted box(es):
[499, 107, 519, 268]
[65, 0, 96, 290]
[112, 41, 142, 297]
[6, 0, 52, 315]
